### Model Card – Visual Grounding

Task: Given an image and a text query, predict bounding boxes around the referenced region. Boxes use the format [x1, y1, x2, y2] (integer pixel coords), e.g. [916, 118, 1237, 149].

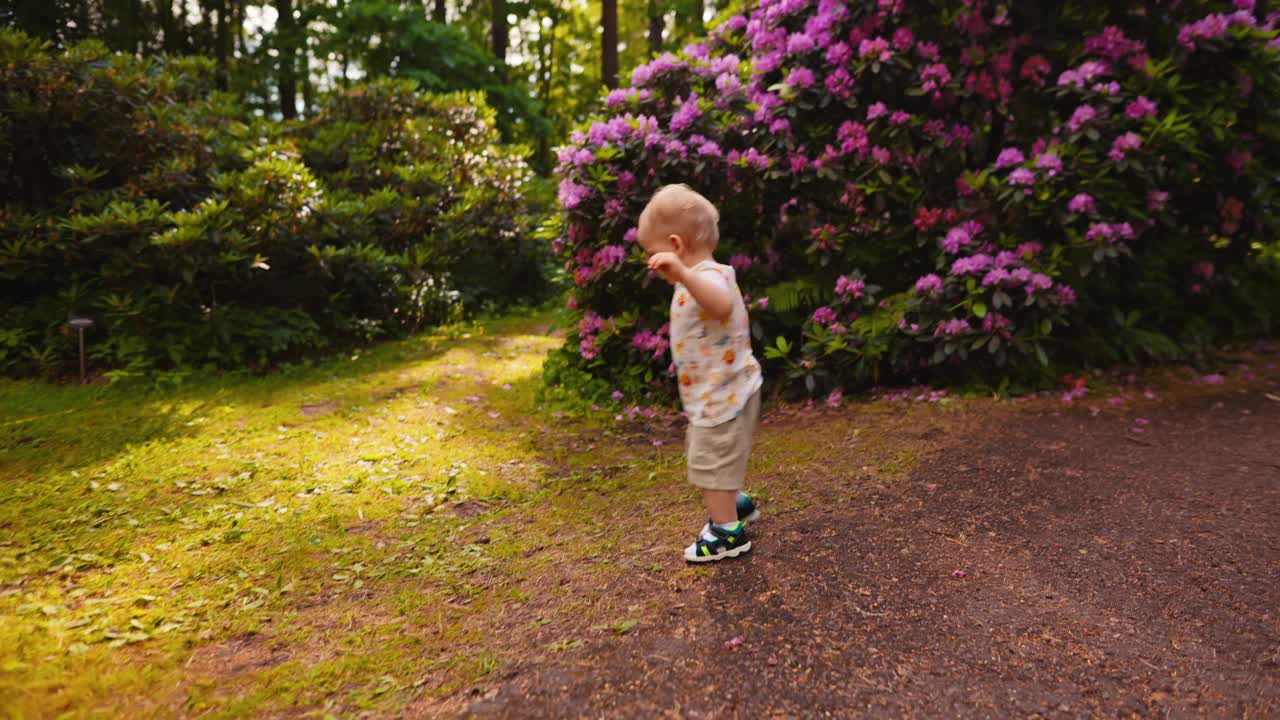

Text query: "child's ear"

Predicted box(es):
[669, 234, 685, 255]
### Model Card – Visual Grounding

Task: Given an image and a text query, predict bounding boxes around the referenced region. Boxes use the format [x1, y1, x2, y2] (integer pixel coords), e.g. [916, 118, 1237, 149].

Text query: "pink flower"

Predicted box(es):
[1035, 152, 1062, 176]
[785, 67, 816, 89]
[943, 226, 972, 254]
[835, 275, 865, 300]
[995, 147, 1025, 169]
[826, 388, 844, 407]
[1068, 105, 1097, 132]
[1069, 193, 1096, 214]
[670, 93, 702, 133]
[730, 254, 754, 272]
[1126, 96, 1158, 120]
[914, 274, 944, 296]
[866, 102, 889, 121]
[934, 318, 972, 337]
[1008, 168, 1035, 186]
[1109, 131, 1142, 161]
[812, 306, 837, 325]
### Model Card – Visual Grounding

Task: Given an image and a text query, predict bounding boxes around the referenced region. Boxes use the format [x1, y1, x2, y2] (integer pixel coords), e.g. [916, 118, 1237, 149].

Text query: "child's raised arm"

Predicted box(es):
[648, 253, 735, 322]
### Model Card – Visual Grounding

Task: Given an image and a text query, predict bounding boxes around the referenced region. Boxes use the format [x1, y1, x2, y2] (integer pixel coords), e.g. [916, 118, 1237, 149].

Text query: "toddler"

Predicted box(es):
[638, 184, 763, 563]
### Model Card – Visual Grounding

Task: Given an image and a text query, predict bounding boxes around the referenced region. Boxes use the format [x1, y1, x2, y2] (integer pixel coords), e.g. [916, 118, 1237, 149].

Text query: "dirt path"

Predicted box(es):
[467, 371, 1280, 718]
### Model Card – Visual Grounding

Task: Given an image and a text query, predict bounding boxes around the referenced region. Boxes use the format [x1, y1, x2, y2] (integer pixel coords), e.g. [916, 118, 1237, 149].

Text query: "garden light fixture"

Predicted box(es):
[68, 317, 94, 385]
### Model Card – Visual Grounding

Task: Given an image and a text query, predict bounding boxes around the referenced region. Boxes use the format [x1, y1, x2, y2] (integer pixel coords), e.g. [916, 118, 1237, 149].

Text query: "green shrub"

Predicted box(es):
[0, 31, 548, 379]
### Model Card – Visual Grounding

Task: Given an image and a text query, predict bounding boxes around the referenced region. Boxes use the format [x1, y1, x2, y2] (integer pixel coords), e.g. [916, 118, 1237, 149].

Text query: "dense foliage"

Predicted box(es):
[2, 0, 725, 169]
[0, 31, 547, 379]
[549, 0, 1280, 402]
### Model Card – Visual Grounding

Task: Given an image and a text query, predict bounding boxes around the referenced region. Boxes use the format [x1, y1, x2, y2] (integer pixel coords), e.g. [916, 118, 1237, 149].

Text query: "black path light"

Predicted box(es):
[68, 317, 94, 385]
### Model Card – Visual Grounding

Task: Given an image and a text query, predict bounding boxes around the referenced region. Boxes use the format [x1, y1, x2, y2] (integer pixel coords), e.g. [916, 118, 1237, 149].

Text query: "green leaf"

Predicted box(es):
[973, 301, 988, 319]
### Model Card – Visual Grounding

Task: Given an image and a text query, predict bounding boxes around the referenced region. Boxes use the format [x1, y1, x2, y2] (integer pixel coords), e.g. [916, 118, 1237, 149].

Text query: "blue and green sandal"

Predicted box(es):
[737, 492, 761, 524]
[684, 521, 751, 563]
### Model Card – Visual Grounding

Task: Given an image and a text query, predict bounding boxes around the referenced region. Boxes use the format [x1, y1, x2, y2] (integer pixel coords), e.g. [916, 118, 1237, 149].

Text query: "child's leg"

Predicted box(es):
[702, 488, 738, 525]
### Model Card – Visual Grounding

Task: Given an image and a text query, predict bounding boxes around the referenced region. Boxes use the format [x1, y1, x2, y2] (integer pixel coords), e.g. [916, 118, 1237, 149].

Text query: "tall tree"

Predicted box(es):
[601, 0, 618, 89]
[277, 0, 298, 119]
[214, 0, 234, 88]
[492, 0, 508, 68]
[647, 0, 662, 56]
[433, 0, 446, 23]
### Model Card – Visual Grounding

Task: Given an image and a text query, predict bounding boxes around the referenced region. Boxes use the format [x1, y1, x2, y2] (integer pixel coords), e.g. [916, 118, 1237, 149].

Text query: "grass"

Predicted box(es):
[0, 310, 945, 718]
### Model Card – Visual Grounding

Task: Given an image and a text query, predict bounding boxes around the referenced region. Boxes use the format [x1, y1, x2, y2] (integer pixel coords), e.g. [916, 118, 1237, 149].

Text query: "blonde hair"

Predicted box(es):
[638, 184, 720, 251]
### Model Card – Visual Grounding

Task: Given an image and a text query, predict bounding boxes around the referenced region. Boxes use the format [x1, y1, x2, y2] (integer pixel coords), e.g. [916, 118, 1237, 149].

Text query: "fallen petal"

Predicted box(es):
[952, 569, 967, 578]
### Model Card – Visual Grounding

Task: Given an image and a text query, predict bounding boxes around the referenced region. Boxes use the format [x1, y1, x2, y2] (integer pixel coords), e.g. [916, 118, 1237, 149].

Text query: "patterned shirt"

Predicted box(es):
[669, 260, 763, 427]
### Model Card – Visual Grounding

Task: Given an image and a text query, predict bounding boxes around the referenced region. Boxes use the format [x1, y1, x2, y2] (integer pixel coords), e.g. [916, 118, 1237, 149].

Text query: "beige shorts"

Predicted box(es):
[686, 388, 762, 491]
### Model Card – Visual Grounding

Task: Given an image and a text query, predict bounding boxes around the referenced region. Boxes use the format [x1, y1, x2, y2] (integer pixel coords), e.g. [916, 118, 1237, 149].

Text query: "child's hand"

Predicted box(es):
[647, 252, 686, 285]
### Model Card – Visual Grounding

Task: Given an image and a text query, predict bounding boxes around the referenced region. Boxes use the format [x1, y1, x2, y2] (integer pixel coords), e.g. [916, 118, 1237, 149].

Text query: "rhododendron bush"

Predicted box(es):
[547, 0, 1280, 401]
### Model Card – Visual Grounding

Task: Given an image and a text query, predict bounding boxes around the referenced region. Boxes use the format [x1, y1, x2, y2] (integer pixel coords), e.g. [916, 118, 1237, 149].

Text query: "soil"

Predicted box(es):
[465, 373, 1280, 718]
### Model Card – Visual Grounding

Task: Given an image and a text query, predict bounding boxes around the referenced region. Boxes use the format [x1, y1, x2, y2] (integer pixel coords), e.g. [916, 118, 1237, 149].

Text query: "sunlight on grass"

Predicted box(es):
[0, 312, 942, 718]
[0, 316, 588, 717]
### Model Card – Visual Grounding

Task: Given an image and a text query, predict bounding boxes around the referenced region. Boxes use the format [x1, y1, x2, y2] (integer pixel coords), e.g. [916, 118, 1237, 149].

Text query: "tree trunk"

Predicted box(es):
[301, 36, 314, 117]
[236, 0, 247, 56]
[647, 0, 662, 57]
[601, 0, 618, 89]
[156, 0, 177, 52]
[491, 0, 508, 68]
[214, 0, 233, 89]
[434, 0, 446, 23]
[277, 0, 297, 119]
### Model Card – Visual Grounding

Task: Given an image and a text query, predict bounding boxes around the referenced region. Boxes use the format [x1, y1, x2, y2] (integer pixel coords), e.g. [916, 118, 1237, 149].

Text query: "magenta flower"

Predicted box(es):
[1086, 223, 1114, 243]
[943, 226, 972, 254]
[914, 273, 943, 296]
[670, 93, 702, 133]
[1125, 96, 1158, 120]
[786, 67, 816, 89]
[933, 318, 972, 337]
[835, 275, 865, 300]
[729, 254, 754, 272]
[826, 388, 844, 407]
[920, 63, 951, 92]
[1008, 168, 1035, 186]
[867, 102, 888, 121]
[858, 37, 893, 61]
[826, 42, 852, 65]
[558, 179, 590, 210]
[624, 227, 639, 243]
[950, 254, 994, 275]
[1109, 131, 1142, 161]
[786, 32, 816, 54]
[1069, 193, 1096, 214]
[593, 245, 626, 270]
[890, 111, 911, 126]
[812, 306, 838, 325]
[982, 268, 1010, 287]
[1068, 105, 1097, 132]
[995, 147, 1025, 169]
[1035, 152, 1063, 176]
[1055, 284, 1077, 306]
